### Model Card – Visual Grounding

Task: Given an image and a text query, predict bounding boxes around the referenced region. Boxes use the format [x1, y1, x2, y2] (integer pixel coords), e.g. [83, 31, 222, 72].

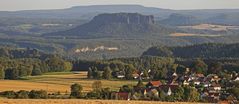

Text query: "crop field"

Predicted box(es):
[0, 72, 138, 93]
[0, 99, 200, 104]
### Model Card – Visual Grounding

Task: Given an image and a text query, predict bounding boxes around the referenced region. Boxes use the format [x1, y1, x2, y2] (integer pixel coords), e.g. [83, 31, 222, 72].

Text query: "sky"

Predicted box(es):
[0, 0, 239, 11]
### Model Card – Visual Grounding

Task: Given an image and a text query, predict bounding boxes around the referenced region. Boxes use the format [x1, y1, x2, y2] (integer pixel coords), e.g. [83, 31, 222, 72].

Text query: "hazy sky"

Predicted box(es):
[0, 0, 239, 11]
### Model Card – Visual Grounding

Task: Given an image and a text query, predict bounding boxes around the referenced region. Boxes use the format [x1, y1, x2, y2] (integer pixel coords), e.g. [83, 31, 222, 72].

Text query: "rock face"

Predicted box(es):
[44, 13, 172, 38]
[91, 13, 155, 25]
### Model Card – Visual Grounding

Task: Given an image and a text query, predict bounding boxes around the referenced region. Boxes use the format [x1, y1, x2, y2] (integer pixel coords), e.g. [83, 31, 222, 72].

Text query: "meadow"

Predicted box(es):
[0, 71, 138, 93]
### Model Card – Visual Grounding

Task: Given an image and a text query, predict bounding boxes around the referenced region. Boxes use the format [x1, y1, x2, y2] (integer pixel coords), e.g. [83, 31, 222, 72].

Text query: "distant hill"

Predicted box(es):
[0, 5, 239, 25]
[206, 13, 239, 25]
[44, 13, 174, 38]
[142, 43, 239, 58]
[159, 13, 201, 26]
[0, 5, 172, 20]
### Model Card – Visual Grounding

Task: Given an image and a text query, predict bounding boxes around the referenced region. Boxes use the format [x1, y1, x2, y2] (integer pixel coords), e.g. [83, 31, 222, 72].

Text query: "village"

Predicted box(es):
[112, 67, 239, 103]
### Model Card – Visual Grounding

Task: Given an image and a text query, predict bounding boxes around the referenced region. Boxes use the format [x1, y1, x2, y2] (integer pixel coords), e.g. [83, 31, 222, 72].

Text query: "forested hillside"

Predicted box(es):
[0, 48, 71, 80]
[142, 43, 239, 58]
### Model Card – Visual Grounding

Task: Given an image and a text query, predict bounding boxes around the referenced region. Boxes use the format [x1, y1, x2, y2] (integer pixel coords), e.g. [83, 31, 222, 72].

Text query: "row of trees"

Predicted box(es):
[76, 56, 175, 80]
[0, 90, 48, 99]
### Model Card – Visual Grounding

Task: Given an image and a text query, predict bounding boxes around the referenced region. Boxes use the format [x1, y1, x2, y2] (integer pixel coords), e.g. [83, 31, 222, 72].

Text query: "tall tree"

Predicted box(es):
[87, 68, 93, 79]
[125, 64, 135, 80]
[103, 66, 112, 80]
[183, 86, 200, 102]
[191, 59, 208, 74]
[208, 62, 222, 74]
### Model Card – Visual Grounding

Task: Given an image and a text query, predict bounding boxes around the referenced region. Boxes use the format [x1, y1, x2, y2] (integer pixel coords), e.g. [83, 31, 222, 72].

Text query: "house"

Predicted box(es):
[146, 81, 162, 88]
[113, 71, 125, 79]
[232, 76, 239, 81]
[183, 80, 190, 86]
[193, 80, 201, 86]
[196, 73, 205, 78]
[207, 74, 221, 82]
[202, 81, 211, 88]
[132, 73, 139, 79]
[210, 82, 221, 91]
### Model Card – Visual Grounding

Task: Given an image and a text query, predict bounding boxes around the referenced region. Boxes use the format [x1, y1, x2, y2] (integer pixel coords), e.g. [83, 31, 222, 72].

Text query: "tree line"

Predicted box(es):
[0, 48, 72, 80]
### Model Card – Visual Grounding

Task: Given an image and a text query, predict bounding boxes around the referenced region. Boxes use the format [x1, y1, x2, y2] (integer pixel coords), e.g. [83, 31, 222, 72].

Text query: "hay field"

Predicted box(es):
[0, 99, 200, 104]
[0, 72, 137, 93]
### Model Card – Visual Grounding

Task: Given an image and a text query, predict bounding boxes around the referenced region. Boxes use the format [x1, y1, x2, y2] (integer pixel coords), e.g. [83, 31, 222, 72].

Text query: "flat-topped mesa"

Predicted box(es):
[91, 13, 155, 25]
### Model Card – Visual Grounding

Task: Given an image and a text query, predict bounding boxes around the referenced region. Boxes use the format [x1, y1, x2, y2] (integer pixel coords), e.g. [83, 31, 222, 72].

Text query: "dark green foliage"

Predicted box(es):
[46, 56, 66, 72]
[173, 86, 185, 101]
[29, 90, 48, 99]
[0, 66, 4, 79]
[86, 88, 112, 99]
[31, 67, 42, 76]
[125, 64, 135, 80]
[5, 68, 19, 80]
[17, 90, 29, 99]
[87, 68, 93, 79]
[86, 91, 101, 99]
[74, 56, 174, 80]
[228, 81, 239, 100]
[2, 91, 16, 99]
[143, 43, 239, 59]
[119, 85, 134, 93]
[70, 83, 83, 98]
[176, 65, 186, 75]
[183, 86, 200, 102]
[142, 46, 173, 57]
[191, 59, 208, 74]
[0, 48, 70, 79]
[102, 66, 112, 79]
[136, 79, 145, 88]
[208, 62, 222, 74]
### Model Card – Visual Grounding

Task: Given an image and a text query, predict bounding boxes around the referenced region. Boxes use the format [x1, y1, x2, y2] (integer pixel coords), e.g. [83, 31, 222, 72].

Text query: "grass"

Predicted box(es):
[0, 99, 200, 104]
[0, 71, 138, 93]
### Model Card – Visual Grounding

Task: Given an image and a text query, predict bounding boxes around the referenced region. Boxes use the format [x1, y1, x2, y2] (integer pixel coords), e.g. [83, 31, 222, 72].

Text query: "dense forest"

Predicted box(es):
[143, 43, 239, 58]
[0, 48, 72, 80]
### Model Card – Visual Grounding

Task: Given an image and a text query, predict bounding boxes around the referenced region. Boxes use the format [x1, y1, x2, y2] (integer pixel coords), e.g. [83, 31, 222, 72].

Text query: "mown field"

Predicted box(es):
[0, 71, 138, 93]
[0, 99, 201, 104]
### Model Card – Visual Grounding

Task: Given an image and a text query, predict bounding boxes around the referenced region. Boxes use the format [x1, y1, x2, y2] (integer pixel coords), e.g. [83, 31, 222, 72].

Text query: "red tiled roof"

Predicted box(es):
[148, 81, 162, 87]
[196, 74, 205, 77]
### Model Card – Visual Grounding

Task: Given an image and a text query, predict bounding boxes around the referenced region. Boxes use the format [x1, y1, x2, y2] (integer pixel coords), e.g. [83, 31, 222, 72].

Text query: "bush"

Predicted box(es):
[29, 90, 48, 99]
[2, 91, 16, 99]
[17, 90, 29, 99]
[70, 83, 83, 98]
